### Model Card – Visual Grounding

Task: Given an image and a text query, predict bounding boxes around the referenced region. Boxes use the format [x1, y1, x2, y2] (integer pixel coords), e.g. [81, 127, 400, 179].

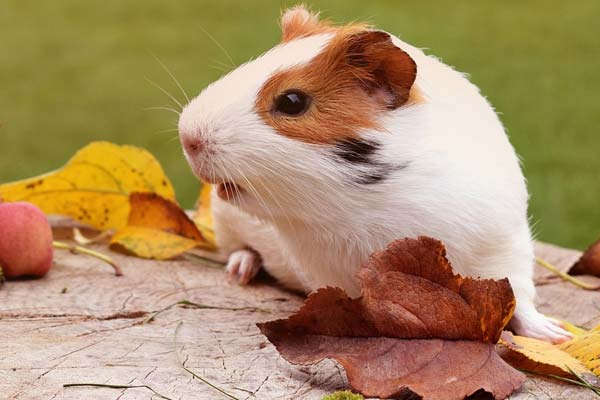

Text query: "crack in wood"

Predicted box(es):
[0, 310, 148, 321]
[50, 340, 105, 361]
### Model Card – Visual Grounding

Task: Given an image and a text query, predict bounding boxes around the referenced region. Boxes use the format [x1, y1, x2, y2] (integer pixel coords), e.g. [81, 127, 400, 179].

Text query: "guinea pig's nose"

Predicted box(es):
[181, 135, 204, 155]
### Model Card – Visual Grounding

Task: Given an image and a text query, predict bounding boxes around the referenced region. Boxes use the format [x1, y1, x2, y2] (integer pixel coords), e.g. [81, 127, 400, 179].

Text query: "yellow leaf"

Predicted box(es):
[499, 331, 592, 378]
[560, 320, 588, 337]
[0, 141, 175, 230]
[559, 324, 600, 377]
[194, 183, 216, 248]
[111, 226, 198, 260]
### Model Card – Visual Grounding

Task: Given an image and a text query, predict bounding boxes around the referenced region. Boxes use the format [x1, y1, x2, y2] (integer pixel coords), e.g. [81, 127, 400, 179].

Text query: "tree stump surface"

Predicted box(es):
[1, 240, 598, 400]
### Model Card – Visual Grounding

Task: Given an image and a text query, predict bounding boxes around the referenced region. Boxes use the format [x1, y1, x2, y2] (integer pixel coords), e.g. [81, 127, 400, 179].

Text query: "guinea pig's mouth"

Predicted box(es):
[216, 182, 244, 201]
[193, 170, 245, 201]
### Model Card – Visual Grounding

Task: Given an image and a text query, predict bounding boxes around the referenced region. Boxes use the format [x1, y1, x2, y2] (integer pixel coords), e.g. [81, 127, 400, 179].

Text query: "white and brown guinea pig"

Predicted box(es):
[179, 5, 571, 343]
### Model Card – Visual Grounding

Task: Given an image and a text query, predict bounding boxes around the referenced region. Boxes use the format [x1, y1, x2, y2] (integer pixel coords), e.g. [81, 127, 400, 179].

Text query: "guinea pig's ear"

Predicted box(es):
[280, 5, 323, 42]
[344, 31, 417, 109]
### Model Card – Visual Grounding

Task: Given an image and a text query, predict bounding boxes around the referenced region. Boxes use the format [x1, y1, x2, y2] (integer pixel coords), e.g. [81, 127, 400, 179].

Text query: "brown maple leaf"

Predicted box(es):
[569, 239, 600, 277]
[257, 237, 525, 399]
[127, 192, 205, 241]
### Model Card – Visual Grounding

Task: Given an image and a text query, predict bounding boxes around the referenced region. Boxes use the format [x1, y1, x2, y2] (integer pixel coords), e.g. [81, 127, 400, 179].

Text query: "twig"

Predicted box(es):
[174, 321, 240, 400]
[144, 300, 270, 323]
[53, 241, 123, 276]
[536, 257, 599, 290]
[182, 252, 226, 269]
[63, 383, 174, 399]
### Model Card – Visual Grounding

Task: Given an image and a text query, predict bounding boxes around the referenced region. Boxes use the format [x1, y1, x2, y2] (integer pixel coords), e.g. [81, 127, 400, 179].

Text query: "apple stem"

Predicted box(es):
[52, 241, 123, 277]
[535, 257, 599, 290]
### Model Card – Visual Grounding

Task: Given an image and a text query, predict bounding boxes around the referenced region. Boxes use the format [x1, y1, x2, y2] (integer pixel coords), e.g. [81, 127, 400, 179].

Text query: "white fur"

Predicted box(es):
[179, 27, 571, 342]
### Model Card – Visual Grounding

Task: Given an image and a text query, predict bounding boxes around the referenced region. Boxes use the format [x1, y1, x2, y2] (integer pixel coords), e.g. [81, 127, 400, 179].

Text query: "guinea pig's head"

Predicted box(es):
[179, 5, 418, 224]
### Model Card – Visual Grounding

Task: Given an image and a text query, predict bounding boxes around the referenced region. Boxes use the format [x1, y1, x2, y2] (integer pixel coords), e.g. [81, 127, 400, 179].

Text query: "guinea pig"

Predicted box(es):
[178, 5, 571, 343]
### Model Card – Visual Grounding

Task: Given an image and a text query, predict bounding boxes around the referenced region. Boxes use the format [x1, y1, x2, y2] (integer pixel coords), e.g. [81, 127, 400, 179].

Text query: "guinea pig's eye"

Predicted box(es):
[273, 90, 311, 116]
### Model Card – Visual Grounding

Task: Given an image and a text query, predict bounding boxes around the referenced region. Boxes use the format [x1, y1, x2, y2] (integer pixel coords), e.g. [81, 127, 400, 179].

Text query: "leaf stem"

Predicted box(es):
[53, 241, 123, 276]
[144, 300, 270, 324]
[535, 257, 599, 290]
[73, 227, 113, 245]
[173, 321, 240, 400]
[63, 383, 173, 399]
[182, 252, 225, 269]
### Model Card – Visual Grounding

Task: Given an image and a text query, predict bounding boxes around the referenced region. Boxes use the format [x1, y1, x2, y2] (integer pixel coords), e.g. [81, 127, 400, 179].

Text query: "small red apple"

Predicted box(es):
[0, 202, 53, 278]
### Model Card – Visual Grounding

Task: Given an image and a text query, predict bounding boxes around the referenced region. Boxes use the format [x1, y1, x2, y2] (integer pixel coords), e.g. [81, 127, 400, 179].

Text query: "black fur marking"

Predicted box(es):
[356, 163, 408, 185]
[333, 138, 379, 164]
[356, 169, 390, 184]
[332, 138, 408, 185]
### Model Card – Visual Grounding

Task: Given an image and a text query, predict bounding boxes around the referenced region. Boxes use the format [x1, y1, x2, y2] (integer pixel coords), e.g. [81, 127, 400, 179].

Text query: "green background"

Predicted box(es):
[1, 1, 598, 249]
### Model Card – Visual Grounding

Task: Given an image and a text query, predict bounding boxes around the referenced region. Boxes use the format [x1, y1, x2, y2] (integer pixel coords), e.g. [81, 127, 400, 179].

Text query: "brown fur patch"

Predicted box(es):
[256, 29, 418, 144]
[280, 5, 337, 42]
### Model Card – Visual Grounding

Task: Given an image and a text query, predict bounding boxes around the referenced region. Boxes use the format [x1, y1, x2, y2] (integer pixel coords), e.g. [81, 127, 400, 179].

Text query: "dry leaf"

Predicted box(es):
[559, 324, 600, 377]
[257, 237, 524, 399]
[194, 184, 216, 248]
[110, 192, 210, 260]
[111, 226, 198, 260]
[569, 239, 600, 277]
[561, 320, 588, 337]
[126, 192, 204, 241]
[498, 331, 592, 379]
[322, 391, 364, 400]
[0, 142, 175, 230]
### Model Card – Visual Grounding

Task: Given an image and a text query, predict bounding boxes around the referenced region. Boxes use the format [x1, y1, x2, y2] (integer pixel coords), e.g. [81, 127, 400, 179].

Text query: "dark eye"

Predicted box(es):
[273, 90, 311, 116]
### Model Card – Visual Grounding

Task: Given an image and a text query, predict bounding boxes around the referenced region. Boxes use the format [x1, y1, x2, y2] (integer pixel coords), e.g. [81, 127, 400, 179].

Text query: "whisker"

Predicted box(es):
[211, 59, 235, 71]
[225, 163, 245, 210]
[151, 53, 191, 104]
[232, 164, 278, 228]
[210, 165, 223, 206]
[144, 106, 180, 116]
[221, 162, 241, 209]
[245, 155, 336, 233]
[198, 25, 235, 67]
[219, 161, 236, 207]
[145, 77, 184, 110]
[197, 150, 208, 173]
[241, 158, 298, 234]
[213, 158, 231, 205]
[208, 63, 231, 74]
[155, 128, 179, 134]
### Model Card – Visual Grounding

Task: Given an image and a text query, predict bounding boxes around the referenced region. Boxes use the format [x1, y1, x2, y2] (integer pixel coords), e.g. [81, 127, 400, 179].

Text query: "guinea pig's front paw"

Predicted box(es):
[510, 309, 573, 344]
[226, 249, 262, 285]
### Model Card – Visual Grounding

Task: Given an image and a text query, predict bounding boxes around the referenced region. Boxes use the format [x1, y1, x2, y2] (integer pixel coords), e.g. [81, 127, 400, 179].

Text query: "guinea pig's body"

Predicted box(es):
[179, 6, 571, 342]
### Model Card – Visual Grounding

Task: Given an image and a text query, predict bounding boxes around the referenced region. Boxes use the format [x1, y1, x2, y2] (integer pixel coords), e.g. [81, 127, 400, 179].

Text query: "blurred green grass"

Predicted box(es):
[1, 0, 598, 249]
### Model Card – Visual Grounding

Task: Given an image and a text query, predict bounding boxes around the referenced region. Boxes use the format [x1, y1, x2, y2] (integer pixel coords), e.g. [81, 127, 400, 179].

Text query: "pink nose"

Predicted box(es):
[181, 135, 204, 155]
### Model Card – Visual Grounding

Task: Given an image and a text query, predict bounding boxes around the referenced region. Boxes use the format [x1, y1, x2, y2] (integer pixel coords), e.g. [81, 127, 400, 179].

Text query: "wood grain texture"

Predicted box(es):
[0, 240, 598, 399]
